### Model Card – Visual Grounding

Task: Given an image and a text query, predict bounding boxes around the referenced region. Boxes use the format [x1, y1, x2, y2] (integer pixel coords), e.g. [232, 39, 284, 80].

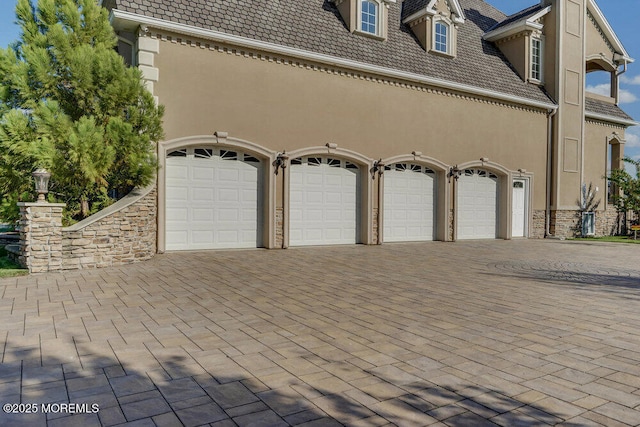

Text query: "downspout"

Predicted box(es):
[614, 60, 628, 105]
[545, 107, 558, 237]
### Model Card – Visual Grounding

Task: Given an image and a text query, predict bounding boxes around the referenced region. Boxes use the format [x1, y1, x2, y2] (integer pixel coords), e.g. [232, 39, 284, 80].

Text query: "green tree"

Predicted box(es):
[608, 157, 640, 232]
[0, 0, 163, 224]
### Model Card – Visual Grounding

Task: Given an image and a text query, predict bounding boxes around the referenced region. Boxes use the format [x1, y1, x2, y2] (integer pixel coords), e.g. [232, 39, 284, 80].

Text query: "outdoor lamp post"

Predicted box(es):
[32, 168, 51, 202]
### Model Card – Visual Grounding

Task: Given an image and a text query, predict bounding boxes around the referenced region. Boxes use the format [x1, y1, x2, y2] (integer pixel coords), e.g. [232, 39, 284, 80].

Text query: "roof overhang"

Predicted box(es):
[110, 9, 556, 112]
[588, 0, 633, 64]
[483, 6, 551, 42]
[585, 111, 638, 127]
[402, 0, 465, 25]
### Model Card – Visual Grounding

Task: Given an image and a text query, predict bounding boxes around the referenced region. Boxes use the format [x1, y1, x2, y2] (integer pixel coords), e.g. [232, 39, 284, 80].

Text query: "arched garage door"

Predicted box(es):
[165, 148, 262, 250]
[383, 163, 436, 242]
[289, 157, 359, 246]
[457, 169, 498, 239]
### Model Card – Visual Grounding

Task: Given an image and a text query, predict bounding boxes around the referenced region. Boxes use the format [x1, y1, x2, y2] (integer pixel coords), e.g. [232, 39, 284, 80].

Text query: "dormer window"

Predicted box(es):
[434, 21, 449, 53]
[332, 0, 394, 40]
[531, 37, 542, 82]
[361, 0, 379, 35]
[403, 1, 464, 58]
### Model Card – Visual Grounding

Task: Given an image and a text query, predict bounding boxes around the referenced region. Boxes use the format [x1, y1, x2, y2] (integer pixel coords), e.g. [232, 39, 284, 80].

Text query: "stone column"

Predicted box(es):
[17, 202, 66, 273]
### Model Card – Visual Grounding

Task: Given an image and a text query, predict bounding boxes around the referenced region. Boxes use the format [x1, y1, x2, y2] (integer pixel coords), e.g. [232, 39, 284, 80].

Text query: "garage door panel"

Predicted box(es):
[166, 187, 188, 201]
[167, 164, 189, 180]
[457, 169, 498, 240]
[192, 208, 213, 221]
[290, 159, 358, 246]
[165, 148, 261, 250]
[384, 165, 436, 242]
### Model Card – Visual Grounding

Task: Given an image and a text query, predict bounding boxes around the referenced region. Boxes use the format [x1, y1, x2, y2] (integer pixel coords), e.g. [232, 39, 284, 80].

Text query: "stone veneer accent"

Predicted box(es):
[549, 207, 622, 239]
[372, 208, 379, 244]
[597, 206, 621, 236]
[531, 210, 546, 239]
[17, 202, 66, 273]
[275, 207, 283, 248]
[17, 185, 157, 273]
[549, 210, 581, 238]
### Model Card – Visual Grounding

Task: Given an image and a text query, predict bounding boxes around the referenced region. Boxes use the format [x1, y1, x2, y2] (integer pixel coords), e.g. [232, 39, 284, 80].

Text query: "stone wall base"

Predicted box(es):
[17, 185, 157, 273]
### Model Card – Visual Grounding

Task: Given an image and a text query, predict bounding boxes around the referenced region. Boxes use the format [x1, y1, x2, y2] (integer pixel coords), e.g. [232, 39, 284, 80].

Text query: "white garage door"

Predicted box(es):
[289, 157, 359, 246]
[383, 163, 436, 242]
[165, 148, 262, 250]
[458, 169, 498, 239]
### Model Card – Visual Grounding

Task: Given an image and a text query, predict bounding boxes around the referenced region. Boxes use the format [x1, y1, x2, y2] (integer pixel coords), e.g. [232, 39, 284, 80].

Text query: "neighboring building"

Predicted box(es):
[104, 0, 636, 251]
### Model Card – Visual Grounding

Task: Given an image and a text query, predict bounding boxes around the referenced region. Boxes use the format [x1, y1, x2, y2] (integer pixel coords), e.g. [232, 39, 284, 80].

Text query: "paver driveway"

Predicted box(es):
[1, 240, 640, 426]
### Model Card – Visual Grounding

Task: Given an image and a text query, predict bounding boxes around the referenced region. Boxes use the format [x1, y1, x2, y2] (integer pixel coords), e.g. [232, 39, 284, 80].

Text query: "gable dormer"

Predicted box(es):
[402, 0, 465, 58]
[483, 5, 551, 84]
[332, 0, 397, 40]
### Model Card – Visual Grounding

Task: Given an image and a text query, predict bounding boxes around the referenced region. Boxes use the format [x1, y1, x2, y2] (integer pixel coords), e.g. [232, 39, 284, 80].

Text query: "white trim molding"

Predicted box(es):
[585, 112, 638, 127]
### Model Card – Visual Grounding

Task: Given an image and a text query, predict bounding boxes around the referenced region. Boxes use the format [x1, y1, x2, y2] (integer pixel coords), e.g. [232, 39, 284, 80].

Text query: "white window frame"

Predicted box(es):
[530, 36, 543, 83]
[359, 0, 380, 36]
[431, 16, 454, 56]
[434, 20, 449, 54]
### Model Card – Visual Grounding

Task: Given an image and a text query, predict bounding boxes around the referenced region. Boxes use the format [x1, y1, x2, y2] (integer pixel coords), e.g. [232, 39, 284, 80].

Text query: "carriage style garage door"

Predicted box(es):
[457, 169, 498, 239]
[165, 148, 262, 250]
[289, 157, 359, 246]
[383, 163, 436, 242]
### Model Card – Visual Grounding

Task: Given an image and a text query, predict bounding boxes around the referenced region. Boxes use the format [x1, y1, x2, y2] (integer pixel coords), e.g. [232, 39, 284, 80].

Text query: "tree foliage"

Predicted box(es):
[608, 157, 640, 226]
[0, 0, 163, 224]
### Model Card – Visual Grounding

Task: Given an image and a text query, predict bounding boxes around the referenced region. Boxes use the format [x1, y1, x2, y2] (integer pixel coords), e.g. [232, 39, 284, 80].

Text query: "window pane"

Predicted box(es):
[435, 22, 448, 53]
[361, 1, 377, 34]
[531, 38, 541, 80]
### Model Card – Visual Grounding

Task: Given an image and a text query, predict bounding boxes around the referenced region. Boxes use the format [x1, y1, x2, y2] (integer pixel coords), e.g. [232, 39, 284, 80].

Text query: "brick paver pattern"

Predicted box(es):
[1, 240, 640, 426]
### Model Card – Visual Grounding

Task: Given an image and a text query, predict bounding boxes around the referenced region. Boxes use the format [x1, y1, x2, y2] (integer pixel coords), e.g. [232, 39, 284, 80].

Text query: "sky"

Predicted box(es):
[0, 0, 639, 162]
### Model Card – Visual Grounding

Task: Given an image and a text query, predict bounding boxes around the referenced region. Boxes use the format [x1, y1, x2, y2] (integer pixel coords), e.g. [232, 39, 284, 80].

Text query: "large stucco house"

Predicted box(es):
[102, 0, 635, 252]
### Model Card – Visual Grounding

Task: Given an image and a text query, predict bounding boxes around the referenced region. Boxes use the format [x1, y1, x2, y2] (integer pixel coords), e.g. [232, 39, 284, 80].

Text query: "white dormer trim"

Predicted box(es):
[402, 0, 465, 25]
[483, 6, 551, 42]
[587, 0, 633, 64]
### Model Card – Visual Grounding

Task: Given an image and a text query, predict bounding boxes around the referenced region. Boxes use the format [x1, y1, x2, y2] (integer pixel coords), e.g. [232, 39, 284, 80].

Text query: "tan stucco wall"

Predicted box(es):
[585, 12, 615, 61]
[584, 121, 625, 211]
[495, 36, 527, 82]
[154, 38, 549, 209]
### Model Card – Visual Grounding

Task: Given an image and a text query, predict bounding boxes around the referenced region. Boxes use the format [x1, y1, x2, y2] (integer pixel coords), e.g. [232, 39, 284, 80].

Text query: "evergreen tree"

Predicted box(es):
[0, 0, 163, 223]
[608, 158, 640, 231]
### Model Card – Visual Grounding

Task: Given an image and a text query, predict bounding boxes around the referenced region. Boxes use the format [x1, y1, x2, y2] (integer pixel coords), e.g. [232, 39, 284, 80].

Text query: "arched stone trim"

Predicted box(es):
[283, 147, 375, 247]
[453, 160, 513, 240]
[380, 154, 451, 242]
[157, 134, 277, 252]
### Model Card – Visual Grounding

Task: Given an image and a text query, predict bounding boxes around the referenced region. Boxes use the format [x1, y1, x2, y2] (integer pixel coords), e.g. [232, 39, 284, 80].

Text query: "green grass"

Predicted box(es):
[572, 235, 640, 244]
[0, 246, 28, 277]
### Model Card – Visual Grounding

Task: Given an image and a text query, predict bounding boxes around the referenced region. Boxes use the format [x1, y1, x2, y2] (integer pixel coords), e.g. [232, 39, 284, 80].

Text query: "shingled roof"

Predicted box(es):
[585, 97, 636, 122]
[108, 0, 635, 123]
[485, 3, 544, 33]
[109, 0, 554, 106]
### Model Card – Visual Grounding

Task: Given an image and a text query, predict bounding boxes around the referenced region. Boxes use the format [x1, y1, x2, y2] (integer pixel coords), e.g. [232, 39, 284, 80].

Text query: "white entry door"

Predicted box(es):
[383, 163, 436, 242]
[512, 179, 526, 237]
[289, 157, 358, 246]
[458, 169, 498, 239]
[165, 148, 261, 250]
